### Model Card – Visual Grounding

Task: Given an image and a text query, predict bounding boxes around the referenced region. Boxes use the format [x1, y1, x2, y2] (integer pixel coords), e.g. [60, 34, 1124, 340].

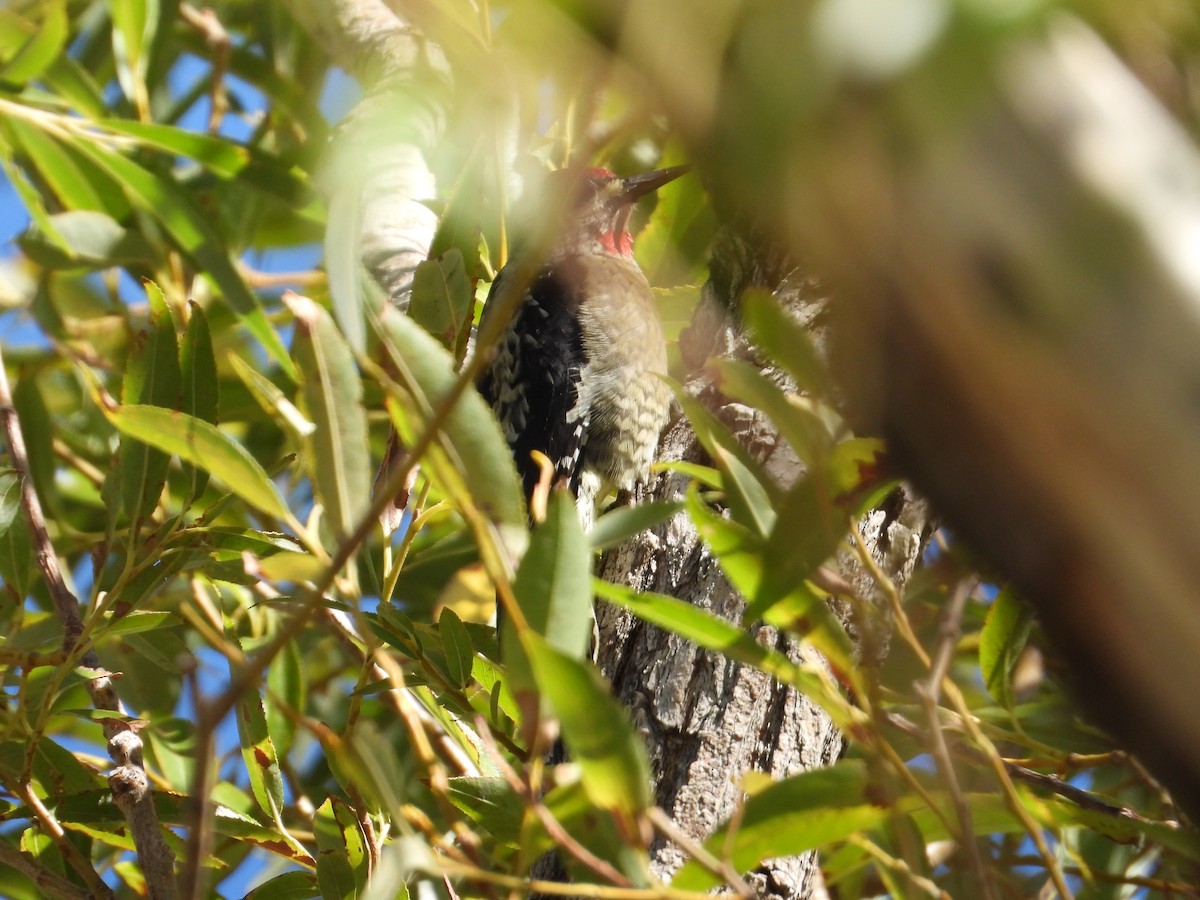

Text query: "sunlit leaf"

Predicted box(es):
[522, 633, 651, 820]
[0, 0, 66, 83]
[980, 587, 1034, 708]
[120, 283, 179, 519]
[375, 305, 526, 543]
[286, 293, 370, 544]
[314, 797, 367, 900]
[104, 405, 289, 520]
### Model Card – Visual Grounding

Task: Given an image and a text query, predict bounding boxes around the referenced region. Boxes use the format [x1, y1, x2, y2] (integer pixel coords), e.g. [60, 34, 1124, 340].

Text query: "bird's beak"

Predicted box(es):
[618, 165, 691, 203]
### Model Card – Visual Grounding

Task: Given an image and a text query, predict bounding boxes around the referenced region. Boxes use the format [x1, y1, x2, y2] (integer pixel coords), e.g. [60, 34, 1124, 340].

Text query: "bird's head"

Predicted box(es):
[550, 165, 690, 259]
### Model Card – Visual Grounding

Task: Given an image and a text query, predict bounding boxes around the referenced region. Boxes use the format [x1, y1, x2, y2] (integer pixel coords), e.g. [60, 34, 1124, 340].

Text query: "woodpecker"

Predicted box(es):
[478, 166, 686, 521]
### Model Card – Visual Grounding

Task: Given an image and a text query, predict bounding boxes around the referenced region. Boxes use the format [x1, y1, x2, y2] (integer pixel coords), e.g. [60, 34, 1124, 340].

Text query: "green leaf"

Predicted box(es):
[742, 289, 835, 399]
[242, 871, 320, 900]
[375, 306, 526, 544]
[67, 137, 293, 377]
[266, 641, 305, 759]
[709, 357, 834, 468]
[110, 0, 158, 110]
[446, 776, 524, 847]
[676, 391, 777, 537]
[522, 633, 651, 819]
[590, 500, 684, 552]
[286, 293, 370, 543]
[96, 610, 178, 638]
[594, 577, 854, 727]
[120, 284, 179, 519]
[324, 186, 369, 356]
[228, 642, 286, 823]
[104, 405, 289, 520]
[18, 210, 153, 269]
[3, 119, 130, 217]
[755, 474, 849, 612]
[685, 485, 765, 599]
[438, 607, 474, 690]
[980, 587, 1034, 708]
[511, 489, 592, 661]
[180, 303, 218, 502]
[227, 352, 315, 442]
[673, 761, 880, 890]
[97, 120, 312, 205]
[410, 249, 474, 353]
[12, 377, 59, 524]
[314, 798, 367, 900]
[0, 0, 66, 83]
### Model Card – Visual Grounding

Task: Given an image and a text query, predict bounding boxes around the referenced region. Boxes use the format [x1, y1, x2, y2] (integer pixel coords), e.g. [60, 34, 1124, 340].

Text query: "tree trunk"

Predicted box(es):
[596, 229, 932, 898]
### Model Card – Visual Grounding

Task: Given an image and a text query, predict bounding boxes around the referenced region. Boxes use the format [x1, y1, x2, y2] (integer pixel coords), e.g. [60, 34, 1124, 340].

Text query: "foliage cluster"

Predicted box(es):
[0, 2, 1196, 898]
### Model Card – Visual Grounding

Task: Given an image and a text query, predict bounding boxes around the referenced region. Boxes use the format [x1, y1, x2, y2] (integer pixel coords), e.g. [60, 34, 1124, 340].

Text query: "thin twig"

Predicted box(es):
[15, 782, 115, 899]
[647, 807, 754, 900]
[0, 825, 101, 900]
[178, 4, 230, 134]
[846, 835, 951, 900]
[475, 717, 634, 888]
[915, 578, 992, 900]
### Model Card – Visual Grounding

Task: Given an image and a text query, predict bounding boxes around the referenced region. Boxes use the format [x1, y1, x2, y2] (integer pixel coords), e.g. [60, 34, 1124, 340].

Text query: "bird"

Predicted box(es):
[477, 165, 686, 524]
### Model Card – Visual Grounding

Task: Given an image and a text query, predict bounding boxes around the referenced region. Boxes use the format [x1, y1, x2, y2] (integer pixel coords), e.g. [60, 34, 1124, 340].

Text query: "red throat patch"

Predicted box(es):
[599, 229, 634, 257]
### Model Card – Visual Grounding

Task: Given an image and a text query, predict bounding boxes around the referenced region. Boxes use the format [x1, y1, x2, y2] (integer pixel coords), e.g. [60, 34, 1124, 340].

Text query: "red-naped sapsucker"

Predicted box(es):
[478, 166, 687, 522]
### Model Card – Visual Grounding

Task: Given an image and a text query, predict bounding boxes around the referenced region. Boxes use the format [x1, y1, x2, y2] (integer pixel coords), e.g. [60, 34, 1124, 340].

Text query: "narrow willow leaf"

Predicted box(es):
[286, 293, 370, 544]
[980, 587, 1034, 708]
[438, 607, 474, 690]
[4, 119, 130, 218]
[593, 578, 854, 728]
[0, 0, 65, 82]
[18, 210, 153, 269]
[48, 791, 315, 864]
[504, 489, 593, 695]
[180, 303, 218, 502]
[227, 352, 314, 441]
[0, 137, 69, 253]
[523, 633, 651, 819]
[324, 185, 367, 356]
[375, 306, 526, 541]
[742, 288, 835, 399]
[514, 489, 592, 655]
[410, 249, 473, 351]
[227, 636, 286, 823]
[266, 642, 305, 759]
[314, 798, 367, 900]
[675, 390, 777, 537]
[97, 120, 312, 204]
[684, 485, 764, 600]
[120, 284, 179, 519]
[104, 405, 289, 520]
[68, 137, 293, 376]
[673, 761, 879, 890]
[110, 0, 158, 111]
[446, 776, 523, 847]
[590, 500, 684, 552]
[242, 871, 320, 900]
[12, 377, 59, 522]
[710, 357, 834, 468]
[0, 471, 34, 598]
[755, 475, 849, 612]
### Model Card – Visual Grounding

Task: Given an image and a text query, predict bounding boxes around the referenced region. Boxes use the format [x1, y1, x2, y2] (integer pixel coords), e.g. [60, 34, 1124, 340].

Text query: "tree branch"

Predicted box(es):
[0, 347, 179, 899]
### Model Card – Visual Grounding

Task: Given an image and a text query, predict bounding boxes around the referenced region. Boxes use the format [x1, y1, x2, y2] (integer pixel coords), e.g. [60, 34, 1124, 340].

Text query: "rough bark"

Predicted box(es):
[596, 229, 932, 898]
